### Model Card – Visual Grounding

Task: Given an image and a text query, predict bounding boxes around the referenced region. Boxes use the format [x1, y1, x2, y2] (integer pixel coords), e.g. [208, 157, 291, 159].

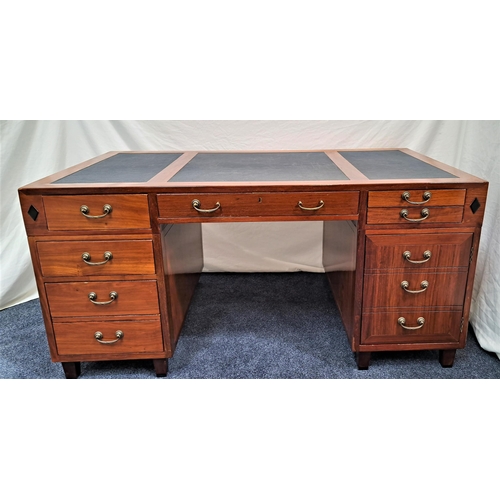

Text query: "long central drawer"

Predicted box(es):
[157, 191, 360, 219]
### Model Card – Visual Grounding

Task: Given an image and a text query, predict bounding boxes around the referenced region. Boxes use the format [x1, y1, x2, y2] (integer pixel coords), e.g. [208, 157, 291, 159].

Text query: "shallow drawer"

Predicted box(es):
[37, 239, 156, 277]
[43, 194, 151, 230]
[363, 271, 468, 309]
[364, 233, 473, 270]
[368, 189, 466, 208]
[157, 191, 359, 219]
[361, 309, 462, 345]
[367, 206, 464, 224]
[46, 280, 159, 317]
[54, 319, 163, 356]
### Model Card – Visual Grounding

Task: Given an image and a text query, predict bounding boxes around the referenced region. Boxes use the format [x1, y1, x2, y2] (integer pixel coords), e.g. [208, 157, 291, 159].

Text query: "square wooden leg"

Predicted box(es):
[153, 359, 168, 377]
[439, 349, 456, 368]
[62, 362, 81, 379]
[356, 352, 371, 370]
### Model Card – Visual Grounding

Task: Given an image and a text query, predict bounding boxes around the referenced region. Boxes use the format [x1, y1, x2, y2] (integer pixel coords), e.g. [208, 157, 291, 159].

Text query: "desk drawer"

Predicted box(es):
[46, 280, 160, 317]
[361, 309, 462, 345]
[364, 233, 473, 270]
[43, 195, 151, 230]
[363, 271, 468, 309]
[367, 206, 464, 225]
[37, 239, 156, 277]
[368, 189, 466, 208]
[157, 191, 359, 219]
[53, 319, 163, 356]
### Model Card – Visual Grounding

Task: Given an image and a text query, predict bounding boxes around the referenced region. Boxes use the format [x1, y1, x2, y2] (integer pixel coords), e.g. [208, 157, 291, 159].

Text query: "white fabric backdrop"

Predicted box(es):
[1, 120, 499, 359]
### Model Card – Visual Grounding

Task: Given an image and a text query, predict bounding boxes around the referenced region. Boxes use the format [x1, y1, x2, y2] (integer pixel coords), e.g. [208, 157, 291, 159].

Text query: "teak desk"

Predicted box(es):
[18, 149, 488, 378]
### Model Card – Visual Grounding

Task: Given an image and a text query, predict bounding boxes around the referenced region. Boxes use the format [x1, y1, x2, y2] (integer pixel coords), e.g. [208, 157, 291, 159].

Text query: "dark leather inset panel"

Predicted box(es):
[340, 150, 457, 179]
[53, 153, 182, 184]
[168, 152, 348, 182]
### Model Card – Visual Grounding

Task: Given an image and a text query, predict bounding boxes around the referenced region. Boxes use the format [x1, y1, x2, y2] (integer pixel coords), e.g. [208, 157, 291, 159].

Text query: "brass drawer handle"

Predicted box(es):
[80, 204, 112, 219]
[400, 208, 429, 222]
[401, 191, 431, 205]
[398, 317, 425, 330]
[403, 250, 432, 264]
[82, 251, 113, 266]
[88, 291, 118, 305]
[298, 200, 325, 211]
[192, 199, 221, 213]
[94, 330, 124, 344]
[401, 280, 429, 294]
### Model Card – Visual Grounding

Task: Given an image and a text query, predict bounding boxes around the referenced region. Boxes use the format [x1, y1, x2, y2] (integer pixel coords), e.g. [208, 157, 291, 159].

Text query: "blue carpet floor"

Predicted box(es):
[1, 273, 499, 379]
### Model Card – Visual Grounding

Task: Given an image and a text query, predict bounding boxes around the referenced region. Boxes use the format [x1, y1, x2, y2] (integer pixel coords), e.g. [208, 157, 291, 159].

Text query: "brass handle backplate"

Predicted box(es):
[400, 208, 429, 222]
[94, 330, 124, 344]
[403, 250, 432, 264]
[298, 200, 325, 211]
[401, 280, 429, 294]
[398, 317, 425, 330]
[192, 199, 221, 213]
[80, 204, 112, 219]
[401, 191, 431, 205]
[88, 291, 118, 305]
[82, 251, 113, 266]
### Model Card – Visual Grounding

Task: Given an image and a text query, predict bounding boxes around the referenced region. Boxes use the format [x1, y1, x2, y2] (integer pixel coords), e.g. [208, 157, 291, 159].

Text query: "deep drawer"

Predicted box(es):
[157, 191, 360, 219]
[43, 194, 151, 230]
[54, 319, 163, 356]
[361, 309, 463, 345]
[37, 239, 156, 277]
[363, 270, 468, 309]
[367, 206, 464, 224]
[46, 280, 160, 317]
[368, 189, 466, 208]
[364, 233, 473, 270]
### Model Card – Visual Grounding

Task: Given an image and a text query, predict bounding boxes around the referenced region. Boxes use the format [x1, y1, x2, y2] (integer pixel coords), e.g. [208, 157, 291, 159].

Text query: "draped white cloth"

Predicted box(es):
[1, 120, 499, 359]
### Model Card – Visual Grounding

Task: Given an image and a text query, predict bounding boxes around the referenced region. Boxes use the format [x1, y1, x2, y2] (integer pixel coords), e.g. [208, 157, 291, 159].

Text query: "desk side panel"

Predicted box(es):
[161, 224, 203, 350]
[323, 220, 360, 348]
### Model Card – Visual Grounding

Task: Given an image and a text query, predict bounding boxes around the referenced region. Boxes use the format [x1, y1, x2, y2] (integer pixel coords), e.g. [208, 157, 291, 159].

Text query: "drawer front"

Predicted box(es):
[367, 206, 464, 224]
[46, 280, 160, 317]
[54, 319, 163, 355]
[157, 191, 359, 219]
[43, 195, 151, 230]
[368, 189, 466, 208]
[363, 271, 468, 309]
[364, 233, 473, 270]
[361, 310, 463, 345]
[37, 239, 156, 277]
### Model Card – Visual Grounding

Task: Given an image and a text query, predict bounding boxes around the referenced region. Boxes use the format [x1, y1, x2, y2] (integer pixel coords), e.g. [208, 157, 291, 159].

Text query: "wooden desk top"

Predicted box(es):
[20, 149, 486, 194]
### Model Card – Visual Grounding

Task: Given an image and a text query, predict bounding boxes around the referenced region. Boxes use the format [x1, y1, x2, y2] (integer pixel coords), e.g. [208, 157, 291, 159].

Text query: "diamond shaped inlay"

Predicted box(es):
[28, 205, 39, 221]
[470, 198, 481, 214]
